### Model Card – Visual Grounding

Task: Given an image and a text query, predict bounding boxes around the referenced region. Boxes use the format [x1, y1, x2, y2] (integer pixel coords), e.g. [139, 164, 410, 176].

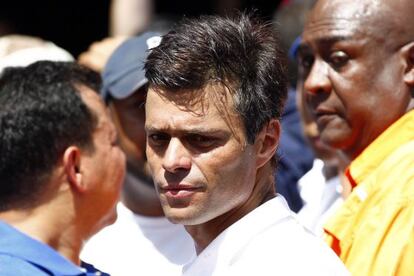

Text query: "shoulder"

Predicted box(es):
[231, 218, 348, 275]
[0, 254, 50, 276]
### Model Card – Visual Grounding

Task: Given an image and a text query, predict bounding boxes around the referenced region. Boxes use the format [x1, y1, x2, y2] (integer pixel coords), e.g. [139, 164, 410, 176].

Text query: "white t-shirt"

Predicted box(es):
[81, 202, 196, 276]
[297, 159, 343, 236]
[182, 196, 349, 276]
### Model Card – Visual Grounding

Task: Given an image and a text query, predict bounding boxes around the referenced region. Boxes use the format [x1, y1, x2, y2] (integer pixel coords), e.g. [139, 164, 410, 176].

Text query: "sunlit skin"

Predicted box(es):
[78, 87, 126, 234]
[109, 87, 163, 217]
[298, 0, 414, 160]
[0, 87, 126, 265]
[145, 84, 279, 253]
[297, 80, 351, 196]
[296, 80, 339, 168]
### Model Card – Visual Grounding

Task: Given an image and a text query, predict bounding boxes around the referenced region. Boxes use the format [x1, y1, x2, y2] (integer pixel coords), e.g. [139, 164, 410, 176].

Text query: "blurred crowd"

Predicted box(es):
[0, 0, 413, 275]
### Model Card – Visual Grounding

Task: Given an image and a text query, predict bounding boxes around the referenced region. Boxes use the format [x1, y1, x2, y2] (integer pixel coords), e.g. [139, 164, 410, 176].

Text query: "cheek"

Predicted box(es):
[118, 128, 147, 163]
[105, 148, 126, 182]
[331, 75, 368, 122]
[196, 145, 255, 191]
[146, 146, 160, 176]
[120, 116, 146, 144]
[117, 149, 127, 176]
[123, 129, 146, 151]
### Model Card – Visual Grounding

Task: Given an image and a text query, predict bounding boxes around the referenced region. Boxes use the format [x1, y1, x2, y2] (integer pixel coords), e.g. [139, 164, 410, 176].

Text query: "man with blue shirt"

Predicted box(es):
[0, 61, 126, 275]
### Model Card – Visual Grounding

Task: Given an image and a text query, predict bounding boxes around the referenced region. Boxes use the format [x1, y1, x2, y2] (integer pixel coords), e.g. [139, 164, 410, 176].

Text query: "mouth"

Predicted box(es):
[160, 184, 203, 199]
[314, 106, 336, 117]
[314, 107, 338, 127]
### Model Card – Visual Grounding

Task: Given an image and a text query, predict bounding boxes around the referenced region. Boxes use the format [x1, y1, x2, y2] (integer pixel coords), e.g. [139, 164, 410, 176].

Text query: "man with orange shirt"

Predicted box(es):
[298, 0, 414, 274]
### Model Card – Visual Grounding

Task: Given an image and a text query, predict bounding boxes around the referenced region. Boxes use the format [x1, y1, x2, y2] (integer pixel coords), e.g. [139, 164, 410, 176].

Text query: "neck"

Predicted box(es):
[0, 206, 82, 265]
[186, 164, 275, 255]
[121, 171, 164, 217]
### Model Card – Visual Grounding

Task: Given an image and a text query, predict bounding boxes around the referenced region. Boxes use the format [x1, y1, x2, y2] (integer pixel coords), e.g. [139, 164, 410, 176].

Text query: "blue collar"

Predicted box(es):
[0, 220, 105, 275]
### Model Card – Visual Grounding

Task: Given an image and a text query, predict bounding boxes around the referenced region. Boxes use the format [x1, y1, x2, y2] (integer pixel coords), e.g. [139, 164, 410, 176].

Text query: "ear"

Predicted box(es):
[63, 146, 86, 193]
[402, 42, 414, 86]
[255, 119, 281, 169]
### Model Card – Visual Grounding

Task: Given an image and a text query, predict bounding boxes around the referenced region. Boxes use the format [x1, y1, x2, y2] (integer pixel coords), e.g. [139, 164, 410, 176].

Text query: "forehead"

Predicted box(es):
[145, 85, 243, 133]
[79, 86, 105, 115]
[303, 0, 385, 43]
[79, 86, 114, 132]
[111, 87, 146, 108]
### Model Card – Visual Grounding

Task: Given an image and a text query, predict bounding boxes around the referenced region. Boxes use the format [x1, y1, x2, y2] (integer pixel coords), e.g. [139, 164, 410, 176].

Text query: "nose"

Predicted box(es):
[303, 59, 331, 96]
[162, 138, 192, 173]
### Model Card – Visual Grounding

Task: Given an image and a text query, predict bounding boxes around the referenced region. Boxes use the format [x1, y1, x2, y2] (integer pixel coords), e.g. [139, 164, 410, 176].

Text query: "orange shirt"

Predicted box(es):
[324, 110, 414, 276]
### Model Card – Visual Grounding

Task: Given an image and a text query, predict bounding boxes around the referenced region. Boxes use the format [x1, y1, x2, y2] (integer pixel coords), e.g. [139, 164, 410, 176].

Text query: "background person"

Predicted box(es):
[295, 73, 349, 235]
[80, 32, 195, 276]
[0, 34, 74, 73]
[272, 0, 317, 212]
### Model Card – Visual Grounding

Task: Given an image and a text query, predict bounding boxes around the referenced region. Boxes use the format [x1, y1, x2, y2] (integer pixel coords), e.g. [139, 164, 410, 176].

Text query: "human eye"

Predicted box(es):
[329, 50, 349, 68]
[298, 52, 314, 76]
[136, 99, 145, 110]
[186, 134, 217, 150]
[148, 132, 170, 147]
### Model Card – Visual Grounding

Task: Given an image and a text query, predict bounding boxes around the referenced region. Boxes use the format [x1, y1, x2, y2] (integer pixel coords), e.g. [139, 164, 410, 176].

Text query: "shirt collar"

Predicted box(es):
[198, 196, 291, 260]
[0, 220, 85, 275]
[348, 110, 414, 186]
[182, 196, 292, 275]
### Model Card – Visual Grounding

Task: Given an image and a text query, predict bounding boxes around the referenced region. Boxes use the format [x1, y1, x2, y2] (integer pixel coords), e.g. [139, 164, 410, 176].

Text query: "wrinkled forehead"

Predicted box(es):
[310, 0, 382, 22]
[304, 0, 388, 41]
[148, 83, 237, 116]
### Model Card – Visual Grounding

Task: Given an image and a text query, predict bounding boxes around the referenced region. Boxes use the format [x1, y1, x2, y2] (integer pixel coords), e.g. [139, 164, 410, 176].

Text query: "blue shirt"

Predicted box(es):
[0, 220, 109, 276]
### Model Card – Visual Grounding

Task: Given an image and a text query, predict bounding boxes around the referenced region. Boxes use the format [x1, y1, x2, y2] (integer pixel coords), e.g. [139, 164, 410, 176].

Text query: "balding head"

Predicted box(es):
[307, 0, 414, 49]
[304, 0, 414, 95]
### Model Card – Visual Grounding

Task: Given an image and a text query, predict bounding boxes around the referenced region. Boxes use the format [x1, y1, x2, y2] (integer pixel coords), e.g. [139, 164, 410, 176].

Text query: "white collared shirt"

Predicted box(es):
[182, 196, 349, 276]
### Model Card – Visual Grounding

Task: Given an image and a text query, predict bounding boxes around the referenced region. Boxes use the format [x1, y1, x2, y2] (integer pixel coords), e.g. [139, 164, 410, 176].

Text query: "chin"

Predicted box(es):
[163, 207, 210, 226]
[320, 129, 353, 150]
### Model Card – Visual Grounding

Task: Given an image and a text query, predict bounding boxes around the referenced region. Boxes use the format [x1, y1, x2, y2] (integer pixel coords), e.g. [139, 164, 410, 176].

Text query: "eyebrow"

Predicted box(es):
[310, 35, 353, 45]
[297, 35, 353, 54]
[145, 125, 228, 136]
[296, 43, 310, 56]
[319, 35, 350, 44]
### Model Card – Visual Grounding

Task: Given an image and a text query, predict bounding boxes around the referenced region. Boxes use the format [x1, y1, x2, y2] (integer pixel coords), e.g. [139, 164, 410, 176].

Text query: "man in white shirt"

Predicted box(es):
[144, 13, 349, 275]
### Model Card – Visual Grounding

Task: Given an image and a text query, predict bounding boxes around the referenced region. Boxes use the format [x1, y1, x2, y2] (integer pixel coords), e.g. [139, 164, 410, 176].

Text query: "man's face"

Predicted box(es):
[299, 0, 412, 159]
[81, 87, 126, 227]
[296, 81, 338, 166]
[145, 85, 259, 226]
[110, 88, 150, 178]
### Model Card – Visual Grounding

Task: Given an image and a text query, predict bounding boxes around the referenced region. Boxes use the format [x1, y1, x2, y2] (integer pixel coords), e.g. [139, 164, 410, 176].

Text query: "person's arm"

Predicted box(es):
[110, 0, 153, 36]
[78, 36, 127, 73]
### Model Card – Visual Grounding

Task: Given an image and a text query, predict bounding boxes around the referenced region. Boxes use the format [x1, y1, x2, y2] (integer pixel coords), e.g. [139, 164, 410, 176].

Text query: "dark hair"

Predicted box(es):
[0, 61, 101, 211]
[145, 12, 288, 144]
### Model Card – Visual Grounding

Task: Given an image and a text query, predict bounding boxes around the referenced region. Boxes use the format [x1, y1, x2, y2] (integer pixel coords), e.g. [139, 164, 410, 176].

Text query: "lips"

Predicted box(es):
[314, 106, 336, 117]
[313, 107, 338, 127]
[160, 183, 203, 199]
